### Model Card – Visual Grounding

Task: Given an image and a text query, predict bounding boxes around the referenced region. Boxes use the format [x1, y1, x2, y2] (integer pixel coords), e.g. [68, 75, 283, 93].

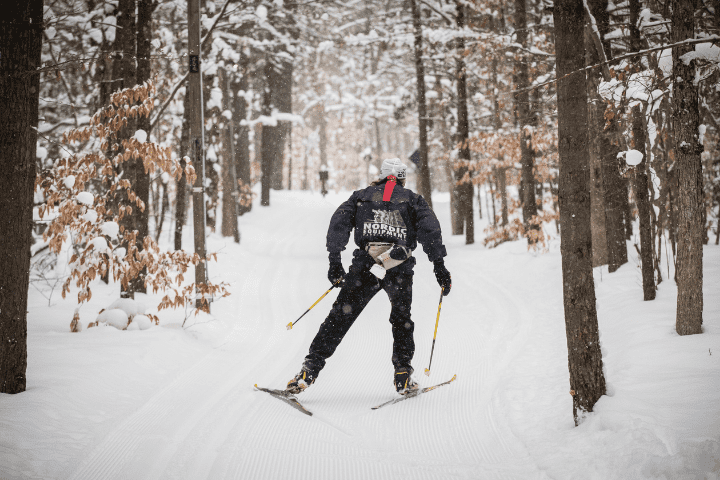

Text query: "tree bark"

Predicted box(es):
[455, 1, 473, 244]
[585, 0, 610, 267]
[514, 0, 538, 245]
[435, 77, 462, 234]
[129, 0, 154, 294]
[220, 67, 239, 242]
[116, 0, 138, 298]
[408, 0, 433, 207]
[601, 131, 628, 272]
[0, 0, 42, 394]
[554, 0, 606, 424]
[260, 60, 275, 206]
[586, 0, 627, 272]
[232, 57, 252, 215]
[631, 105, 656, 300]
[672, 0, 703, 335]
[174, 87, 191, 251]
[497, 167, 509, 226]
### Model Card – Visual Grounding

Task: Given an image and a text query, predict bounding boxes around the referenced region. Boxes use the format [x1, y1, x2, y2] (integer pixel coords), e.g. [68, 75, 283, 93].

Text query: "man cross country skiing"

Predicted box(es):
[287, 158, 452, 396]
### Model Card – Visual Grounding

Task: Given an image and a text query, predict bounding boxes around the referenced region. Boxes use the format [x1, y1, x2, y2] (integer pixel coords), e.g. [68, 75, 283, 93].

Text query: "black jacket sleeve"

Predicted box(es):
[413, 194, 447, 262]
[326, 191, 358, 256]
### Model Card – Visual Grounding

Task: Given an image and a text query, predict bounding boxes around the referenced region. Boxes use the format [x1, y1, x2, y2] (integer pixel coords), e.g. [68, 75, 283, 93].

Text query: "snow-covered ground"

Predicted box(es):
[2, 189, 719, 479]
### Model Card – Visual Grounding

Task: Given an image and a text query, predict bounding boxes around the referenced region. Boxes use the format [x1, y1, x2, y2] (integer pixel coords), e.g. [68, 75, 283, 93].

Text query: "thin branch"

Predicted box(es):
[149, 0, 233, 132]
[508, 35, 720, 96]
[418, 0, 454, 25]
[43, 31, 80, 128]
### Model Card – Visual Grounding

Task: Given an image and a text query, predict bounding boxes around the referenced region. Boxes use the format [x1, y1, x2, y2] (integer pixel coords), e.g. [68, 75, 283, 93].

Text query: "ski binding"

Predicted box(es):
[371, 374, 457, 410]
[254, 384, 313, 416]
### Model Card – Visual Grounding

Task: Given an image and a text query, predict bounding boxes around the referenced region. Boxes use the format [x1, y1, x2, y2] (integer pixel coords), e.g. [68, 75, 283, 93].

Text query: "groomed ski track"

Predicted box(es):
[67, 191, 554, 480]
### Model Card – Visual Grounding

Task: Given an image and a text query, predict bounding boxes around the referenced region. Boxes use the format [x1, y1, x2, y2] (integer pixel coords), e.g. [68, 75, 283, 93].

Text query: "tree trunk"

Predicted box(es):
[435, 77, 462, 234]
[672, 0, 703, 336]
[514, 0, 538, 245]
[456, 1, 473, 244]
[0, 0, 42, 394]
[174, 87, 191, 251]
[260, 60, 275, 206]
[602, 132, 628, 272]
[588, 97, 608, 266]
[271, 58, 292, 190]
[130, 0, 154, 294]
[116, 0, 138, 298]
[317, 102, 328, 169]
[554, 0, 606, 424]
[497, 167, 509, 226]
[631, 107, 657, 300]
[585, 0, 609, 267]
[233, 58, 252, 215]
[408, 0, 432, 207]
[220, 67, 239, 241]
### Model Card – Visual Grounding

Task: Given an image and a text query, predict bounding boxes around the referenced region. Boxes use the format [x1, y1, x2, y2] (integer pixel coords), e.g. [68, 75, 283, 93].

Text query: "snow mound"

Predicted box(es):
[96, 308, 129, 330]
[89, 237, 109, 252]
[625, 149, 644, 166]
[133, 129, 147, 143]
[76, 192, 94, 206]
[101, 221, 119, 238]
[107, 298, 147, 318]
[128, 314, 153, 331]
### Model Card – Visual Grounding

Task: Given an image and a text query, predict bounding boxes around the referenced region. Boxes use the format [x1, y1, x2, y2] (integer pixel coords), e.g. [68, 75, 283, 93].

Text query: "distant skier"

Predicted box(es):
[287, 158, 452, 396]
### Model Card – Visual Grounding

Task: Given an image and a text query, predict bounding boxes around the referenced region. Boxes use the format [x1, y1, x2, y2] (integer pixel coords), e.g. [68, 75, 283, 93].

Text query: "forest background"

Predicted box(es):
[1, 0, 719, 425]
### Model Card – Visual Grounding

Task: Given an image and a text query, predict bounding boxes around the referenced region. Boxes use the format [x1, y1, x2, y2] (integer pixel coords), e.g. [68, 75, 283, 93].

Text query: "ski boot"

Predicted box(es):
[286, 370, 315, 394]
[394, 367, 419, 395]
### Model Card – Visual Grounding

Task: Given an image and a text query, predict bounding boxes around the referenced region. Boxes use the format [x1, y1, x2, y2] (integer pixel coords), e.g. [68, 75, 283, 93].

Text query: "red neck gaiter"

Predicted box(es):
[383, 176, 397, 201]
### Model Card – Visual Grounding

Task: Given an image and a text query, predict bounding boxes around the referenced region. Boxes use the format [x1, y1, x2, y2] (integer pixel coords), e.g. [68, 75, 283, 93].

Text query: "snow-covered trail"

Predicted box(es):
[4, 189, 719, 480]
[66, 191, 548, 480]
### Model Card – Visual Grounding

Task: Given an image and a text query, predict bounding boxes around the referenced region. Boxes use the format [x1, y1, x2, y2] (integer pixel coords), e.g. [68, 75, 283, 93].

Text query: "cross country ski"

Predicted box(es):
[254, 384, 313, 416]
[372, 374, 457, 410]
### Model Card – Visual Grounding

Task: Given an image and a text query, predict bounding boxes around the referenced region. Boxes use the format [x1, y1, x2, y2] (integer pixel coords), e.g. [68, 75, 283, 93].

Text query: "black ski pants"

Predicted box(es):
[302, 257, 416, 378]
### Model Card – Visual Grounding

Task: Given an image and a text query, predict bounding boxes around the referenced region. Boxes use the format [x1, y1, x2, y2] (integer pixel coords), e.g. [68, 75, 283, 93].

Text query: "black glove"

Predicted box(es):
[433, 259, 451, 296]
[328, 262, 345, 285]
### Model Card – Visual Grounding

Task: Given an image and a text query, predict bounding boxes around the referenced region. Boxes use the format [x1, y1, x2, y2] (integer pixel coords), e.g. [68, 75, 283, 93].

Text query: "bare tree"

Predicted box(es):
[0, 0, 43, 394]
[672, 0, 704, 335]
[408, 0, 433, 207]
[514, 0, 539, 244]
[554, 0, 607, 424]
[455, 1, 473, 244]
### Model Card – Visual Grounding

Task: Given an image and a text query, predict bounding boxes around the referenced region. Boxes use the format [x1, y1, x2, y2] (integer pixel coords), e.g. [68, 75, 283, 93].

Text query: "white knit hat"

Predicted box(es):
[379, 158, 407, 179]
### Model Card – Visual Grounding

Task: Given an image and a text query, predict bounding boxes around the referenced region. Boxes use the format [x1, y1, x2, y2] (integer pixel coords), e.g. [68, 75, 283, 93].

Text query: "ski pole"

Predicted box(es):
[287, 280, 341, 330]
[424, 288, 444, 376]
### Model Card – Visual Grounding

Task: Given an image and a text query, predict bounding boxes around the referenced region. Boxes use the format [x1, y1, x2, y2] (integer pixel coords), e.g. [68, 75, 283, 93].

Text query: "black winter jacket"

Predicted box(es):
[326, 182, 447, 263]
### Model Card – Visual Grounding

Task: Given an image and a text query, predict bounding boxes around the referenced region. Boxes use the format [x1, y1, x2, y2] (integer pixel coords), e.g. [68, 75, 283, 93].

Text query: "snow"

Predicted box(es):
[89, 236, 108, 252]
[255, 5, 267, 21]
[107, 298, 146, 317]
[129, 315, 153, 330]
[76, 191, 94, 206]
[133, 129, 148, 143]
[36, 145, 48, 160]
[625, 149, 644, 166]
[101, 221, 119, 238]
[2, 190, 719, 479]
[680, 42, 720, 66]
[96, 308, 129, 330]
[63, 175, 76, 189]
[82, 209, 98, 223]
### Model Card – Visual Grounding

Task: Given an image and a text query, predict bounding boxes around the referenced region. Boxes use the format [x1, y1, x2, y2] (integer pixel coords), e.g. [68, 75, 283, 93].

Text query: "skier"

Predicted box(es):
[287, 158, 452, 396]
